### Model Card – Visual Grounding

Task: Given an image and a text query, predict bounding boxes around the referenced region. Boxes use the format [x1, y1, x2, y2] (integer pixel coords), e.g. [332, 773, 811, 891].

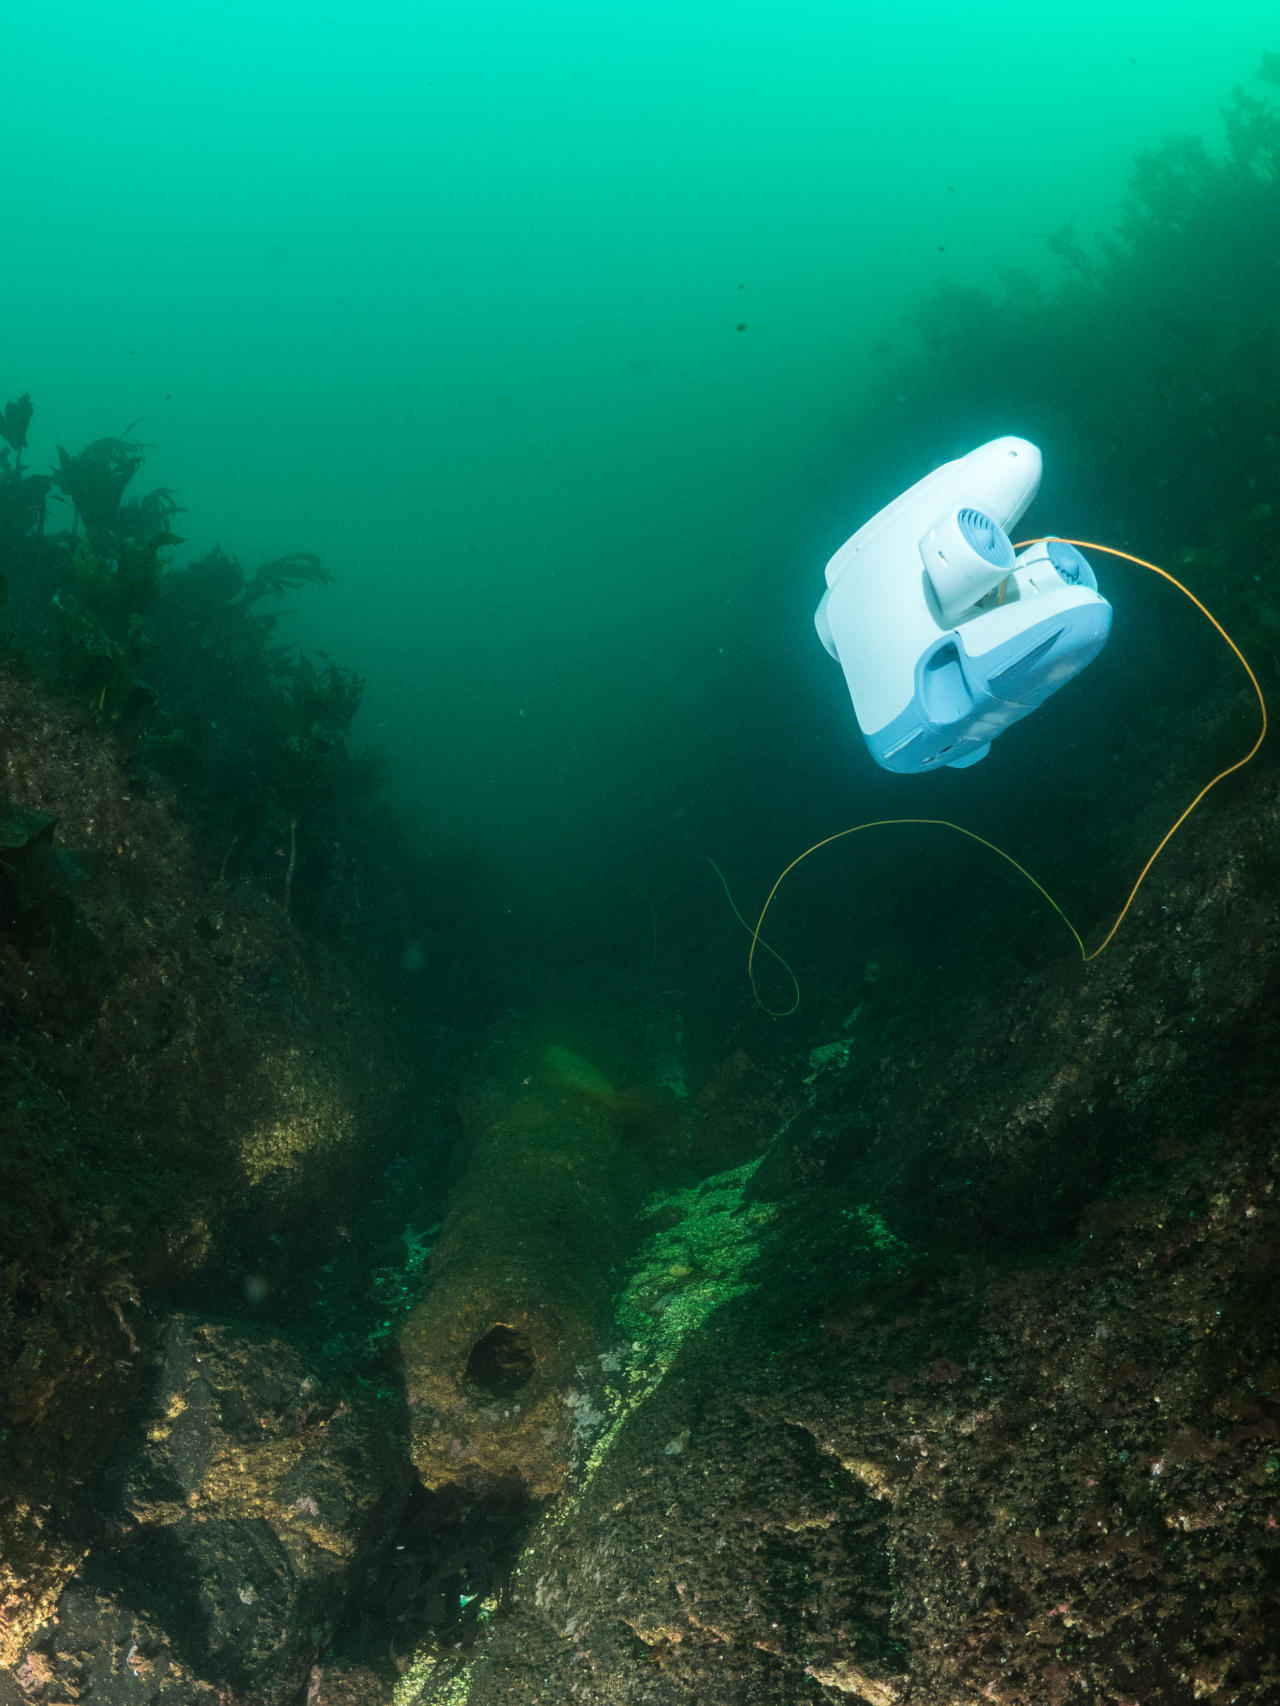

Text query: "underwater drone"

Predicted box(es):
[815, 437, 1112, 773]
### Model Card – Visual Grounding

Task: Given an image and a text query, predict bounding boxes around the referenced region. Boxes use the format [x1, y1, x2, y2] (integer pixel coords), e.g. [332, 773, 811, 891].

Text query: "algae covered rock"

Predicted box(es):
[0, 659, 416, 1665]
[3, 1314, 409, 1706]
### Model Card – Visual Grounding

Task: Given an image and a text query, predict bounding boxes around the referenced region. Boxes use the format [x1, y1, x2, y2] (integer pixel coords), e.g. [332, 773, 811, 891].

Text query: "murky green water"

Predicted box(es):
[5, 0, 1276, 966]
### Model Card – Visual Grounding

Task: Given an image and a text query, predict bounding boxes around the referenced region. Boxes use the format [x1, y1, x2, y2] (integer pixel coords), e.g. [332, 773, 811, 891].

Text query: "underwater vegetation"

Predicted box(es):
[877, 76, 1280, 635]
[0, 402, 371, 924]
[0, 402, 473, 1678]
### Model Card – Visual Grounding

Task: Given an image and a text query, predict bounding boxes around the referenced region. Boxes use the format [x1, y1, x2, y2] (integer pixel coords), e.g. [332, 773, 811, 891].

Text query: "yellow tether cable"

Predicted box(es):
[746, 538, 1267, 1014]
[1041, 539, 1266, 957]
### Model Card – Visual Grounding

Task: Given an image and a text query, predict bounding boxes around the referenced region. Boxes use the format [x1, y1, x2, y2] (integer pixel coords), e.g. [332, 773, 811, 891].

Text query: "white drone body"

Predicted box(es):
[815, 438, 1112, 772]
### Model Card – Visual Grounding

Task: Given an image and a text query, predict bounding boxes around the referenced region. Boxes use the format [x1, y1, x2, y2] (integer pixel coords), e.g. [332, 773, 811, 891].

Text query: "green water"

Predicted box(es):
[4, 0, 1276, 915]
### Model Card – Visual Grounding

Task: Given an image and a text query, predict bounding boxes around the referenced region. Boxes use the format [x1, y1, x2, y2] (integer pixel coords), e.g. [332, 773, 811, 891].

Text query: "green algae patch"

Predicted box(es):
[804, 1038, 852, 1085]
[552, 1158, 778, 1502]
[394, 1652, 474, 1706]
[616, 1158, 777, 1369]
